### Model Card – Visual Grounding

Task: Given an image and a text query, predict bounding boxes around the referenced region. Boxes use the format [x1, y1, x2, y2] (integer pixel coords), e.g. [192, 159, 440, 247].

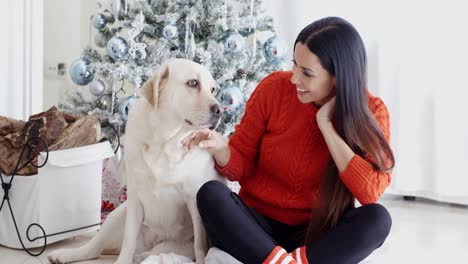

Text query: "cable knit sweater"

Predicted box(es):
[216, 71, 392, 225]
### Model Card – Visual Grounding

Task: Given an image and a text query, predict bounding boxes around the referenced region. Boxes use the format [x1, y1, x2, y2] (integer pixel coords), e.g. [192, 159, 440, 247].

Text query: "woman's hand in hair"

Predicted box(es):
[317, 96, 336, 130]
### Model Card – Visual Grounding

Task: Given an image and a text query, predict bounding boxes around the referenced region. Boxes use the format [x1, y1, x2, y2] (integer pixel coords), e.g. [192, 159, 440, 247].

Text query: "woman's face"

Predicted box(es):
[290, 42, 335, 106]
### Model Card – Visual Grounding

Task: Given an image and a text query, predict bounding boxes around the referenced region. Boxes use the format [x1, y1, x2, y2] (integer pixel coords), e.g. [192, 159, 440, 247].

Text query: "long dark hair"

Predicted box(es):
[294, 17, 395, 242]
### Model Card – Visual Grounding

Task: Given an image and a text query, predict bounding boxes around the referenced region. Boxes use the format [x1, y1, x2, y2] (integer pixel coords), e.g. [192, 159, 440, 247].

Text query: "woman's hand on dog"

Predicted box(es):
[181, 129, 231, 167]
[181, 128, 224, 151]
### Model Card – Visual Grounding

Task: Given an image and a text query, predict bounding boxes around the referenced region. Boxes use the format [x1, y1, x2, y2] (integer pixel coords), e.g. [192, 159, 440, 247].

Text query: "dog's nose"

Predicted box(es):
[210, 104, 224, 117]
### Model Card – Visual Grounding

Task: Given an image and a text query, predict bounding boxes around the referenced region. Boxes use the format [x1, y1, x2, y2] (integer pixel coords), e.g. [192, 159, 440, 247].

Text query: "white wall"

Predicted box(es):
[263, 0, 386, 90]
[43, 0, 98, 111]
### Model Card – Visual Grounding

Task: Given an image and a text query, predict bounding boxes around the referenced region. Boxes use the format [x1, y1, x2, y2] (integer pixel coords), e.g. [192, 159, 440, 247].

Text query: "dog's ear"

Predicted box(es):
[140, 63, 169, 110]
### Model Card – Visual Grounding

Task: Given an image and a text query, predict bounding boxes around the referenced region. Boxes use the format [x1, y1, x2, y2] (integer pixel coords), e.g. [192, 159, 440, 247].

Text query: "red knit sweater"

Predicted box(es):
[216, 71, 392, 225]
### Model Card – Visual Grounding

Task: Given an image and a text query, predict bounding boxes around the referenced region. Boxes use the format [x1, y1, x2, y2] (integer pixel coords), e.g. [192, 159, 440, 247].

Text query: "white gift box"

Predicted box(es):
[0, 141, 114, 249]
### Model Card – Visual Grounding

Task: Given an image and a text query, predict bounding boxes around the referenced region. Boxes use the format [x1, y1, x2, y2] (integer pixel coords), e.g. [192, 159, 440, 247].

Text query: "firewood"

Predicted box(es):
[0, 116, 25, 137]
[25, 106, 68, 148]
[62, 112, 80, 125]
[49, 114, 101, 151]
[0, 109, 102, 176]
[0, 137, 37, 176]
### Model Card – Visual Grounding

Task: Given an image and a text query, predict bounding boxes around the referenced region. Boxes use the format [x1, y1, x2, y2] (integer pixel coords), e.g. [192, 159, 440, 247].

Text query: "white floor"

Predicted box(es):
[1, 194, 468, 264]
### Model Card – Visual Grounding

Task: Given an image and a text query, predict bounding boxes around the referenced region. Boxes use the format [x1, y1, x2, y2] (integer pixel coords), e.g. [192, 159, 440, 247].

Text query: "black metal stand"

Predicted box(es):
[0, 123, 120, 257]
[403, 196, 416, 201]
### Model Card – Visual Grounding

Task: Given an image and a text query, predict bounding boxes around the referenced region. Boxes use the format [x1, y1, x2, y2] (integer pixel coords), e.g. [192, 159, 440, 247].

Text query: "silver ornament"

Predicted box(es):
[98, 94, 113, 110]
[216, 83, 244, 113]
[69, 58, 94, 86]
[119, 95, 139, 121]
[263, 36, 288, 65]
[107, 36, 129, 61]
[162, 24, 178, 40]
[224, 32, 245, 54]
[89, 80, 106, 96]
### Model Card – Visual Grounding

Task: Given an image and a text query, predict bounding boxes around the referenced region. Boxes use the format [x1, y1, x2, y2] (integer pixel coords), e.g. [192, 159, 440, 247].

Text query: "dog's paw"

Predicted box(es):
[114, 254, 134, 264]
[47, 248, 80, 264]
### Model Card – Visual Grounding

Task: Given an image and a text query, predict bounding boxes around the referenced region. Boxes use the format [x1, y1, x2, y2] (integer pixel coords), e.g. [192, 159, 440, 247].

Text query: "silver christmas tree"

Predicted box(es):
[60, 0, 288, 136]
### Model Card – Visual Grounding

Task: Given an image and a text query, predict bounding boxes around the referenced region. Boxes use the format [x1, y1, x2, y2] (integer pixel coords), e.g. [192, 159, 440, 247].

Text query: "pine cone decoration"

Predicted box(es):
[236, 69, 246, 79]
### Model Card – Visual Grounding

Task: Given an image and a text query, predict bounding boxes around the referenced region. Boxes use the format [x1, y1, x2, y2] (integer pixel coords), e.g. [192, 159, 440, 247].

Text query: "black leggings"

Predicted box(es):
[197, 180, 392, 264]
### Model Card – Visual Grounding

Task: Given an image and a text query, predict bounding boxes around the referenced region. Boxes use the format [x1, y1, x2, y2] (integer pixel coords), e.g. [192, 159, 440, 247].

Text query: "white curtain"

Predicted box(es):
[0, 0, 43, 121]
[270, 0, 468, 204]
[376, 2, 468, 205]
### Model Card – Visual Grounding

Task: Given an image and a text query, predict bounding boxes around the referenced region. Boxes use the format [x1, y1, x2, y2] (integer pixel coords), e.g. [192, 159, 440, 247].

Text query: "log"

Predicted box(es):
[49, 114, 101, 151]
[26, 106, 68, 148]
[0, 116, 25, 137]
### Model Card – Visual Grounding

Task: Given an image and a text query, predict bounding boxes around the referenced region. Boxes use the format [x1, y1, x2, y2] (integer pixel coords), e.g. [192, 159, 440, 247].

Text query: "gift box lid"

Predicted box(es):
[39, 141, 115, 168]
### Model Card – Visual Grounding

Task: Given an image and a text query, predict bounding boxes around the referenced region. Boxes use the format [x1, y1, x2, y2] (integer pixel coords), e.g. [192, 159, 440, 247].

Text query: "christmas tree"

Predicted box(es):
[60, 0, 288, 136]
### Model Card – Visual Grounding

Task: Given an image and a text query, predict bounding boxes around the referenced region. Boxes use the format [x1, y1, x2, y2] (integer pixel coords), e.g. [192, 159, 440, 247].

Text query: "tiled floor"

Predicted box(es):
[1, 194, 468, 264]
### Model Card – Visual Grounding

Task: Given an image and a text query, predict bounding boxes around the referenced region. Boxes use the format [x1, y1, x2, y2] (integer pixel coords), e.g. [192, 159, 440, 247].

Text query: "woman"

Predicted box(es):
[183, 16, 395, 264]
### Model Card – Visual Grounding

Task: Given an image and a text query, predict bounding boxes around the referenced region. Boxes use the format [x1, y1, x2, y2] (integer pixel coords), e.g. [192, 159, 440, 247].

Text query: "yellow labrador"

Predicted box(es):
[48, 59, 226, 264]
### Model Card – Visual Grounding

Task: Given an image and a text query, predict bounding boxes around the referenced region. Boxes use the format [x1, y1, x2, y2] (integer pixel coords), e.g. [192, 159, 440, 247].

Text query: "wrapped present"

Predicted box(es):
[101, 147, 126, 222]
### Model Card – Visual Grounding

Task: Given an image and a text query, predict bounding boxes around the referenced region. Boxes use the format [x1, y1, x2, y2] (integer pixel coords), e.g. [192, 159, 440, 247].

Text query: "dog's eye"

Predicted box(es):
[187, 79, 199, 87]
[211, 87, 216, 94]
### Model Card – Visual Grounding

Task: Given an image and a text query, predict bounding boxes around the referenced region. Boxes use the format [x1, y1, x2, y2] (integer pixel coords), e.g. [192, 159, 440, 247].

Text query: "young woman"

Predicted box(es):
[183, 16, 395, 264]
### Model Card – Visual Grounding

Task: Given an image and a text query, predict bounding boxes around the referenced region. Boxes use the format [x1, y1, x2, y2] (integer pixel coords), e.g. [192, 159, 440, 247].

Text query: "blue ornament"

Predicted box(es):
[102, 11, 115, 22]
[263, 36, 288, 64]
[216, 83, 244, 113]
[92, 13, 107, 30]
[162, 24, 178, 40]
[107, 36, 129, 61]
[224, 32, 245, 54]
[120, 95, 139, 121]
[69, 58, 94, 86]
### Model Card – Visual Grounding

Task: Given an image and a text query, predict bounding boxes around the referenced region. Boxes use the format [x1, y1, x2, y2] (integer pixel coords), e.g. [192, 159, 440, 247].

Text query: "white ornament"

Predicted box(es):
[187, 32, 196, 60]
[128, 16, 147, 59]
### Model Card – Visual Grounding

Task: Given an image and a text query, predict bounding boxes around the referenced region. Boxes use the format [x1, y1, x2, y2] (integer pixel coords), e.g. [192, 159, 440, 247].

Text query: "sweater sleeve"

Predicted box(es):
[338, 97, 393, 205]
[215, 73, 277, 182]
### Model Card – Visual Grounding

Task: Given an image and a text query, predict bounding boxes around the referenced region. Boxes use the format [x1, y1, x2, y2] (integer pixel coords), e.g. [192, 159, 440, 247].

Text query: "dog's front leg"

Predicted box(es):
[116, 194, 144, 264]
[187, 198, 208, 264]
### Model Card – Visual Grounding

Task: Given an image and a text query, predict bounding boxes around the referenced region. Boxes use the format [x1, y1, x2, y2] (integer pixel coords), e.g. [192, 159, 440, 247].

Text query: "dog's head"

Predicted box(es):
[140, 58, 224, 130]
